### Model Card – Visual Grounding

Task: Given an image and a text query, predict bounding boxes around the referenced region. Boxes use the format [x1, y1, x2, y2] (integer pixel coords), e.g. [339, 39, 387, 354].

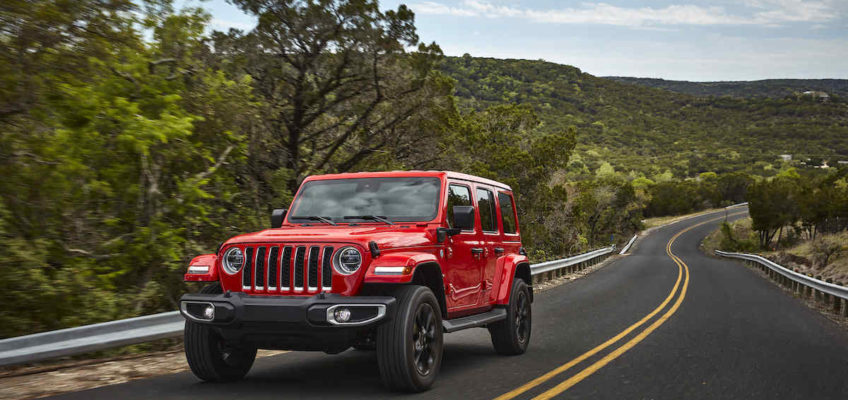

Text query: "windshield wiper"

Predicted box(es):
[343, 215, 394, 225]
[299, 216, 337, 226]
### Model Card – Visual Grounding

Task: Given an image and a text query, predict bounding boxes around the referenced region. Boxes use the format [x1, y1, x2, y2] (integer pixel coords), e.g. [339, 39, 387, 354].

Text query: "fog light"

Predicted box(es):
[333, 307, 351, 323]
[203, 305, 215, 320]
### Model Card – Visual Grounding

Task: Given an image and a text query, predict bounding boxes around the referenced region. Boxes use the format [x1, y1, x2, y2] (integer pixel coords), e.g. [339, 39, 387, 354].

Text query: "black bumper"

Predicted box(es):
[179, 292, 396, 351]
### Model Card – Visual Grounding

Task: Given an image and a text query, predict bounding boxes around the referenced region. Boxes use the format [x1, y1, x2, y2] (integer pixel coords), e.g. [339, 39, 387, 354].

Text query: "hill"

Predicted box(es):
[441, 56, 848, 179]
[604, 77, 848, 99]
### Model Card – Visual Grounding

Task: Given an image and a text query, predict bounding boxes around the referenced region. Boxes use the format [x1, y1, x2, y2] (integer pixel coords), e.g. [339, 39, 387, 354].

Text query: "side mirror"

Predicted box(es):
[271, 208, 287, 228]
[452, 206, 475, 231]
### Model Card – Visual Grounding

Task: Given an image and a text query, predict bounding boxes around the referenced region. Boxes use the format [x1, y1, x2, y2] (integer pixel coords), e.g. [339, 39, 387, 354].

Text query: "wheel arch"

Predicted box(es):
[514, 262, 533, 303]
[496, 255, 532, 304]
[411, 262, 447, 317]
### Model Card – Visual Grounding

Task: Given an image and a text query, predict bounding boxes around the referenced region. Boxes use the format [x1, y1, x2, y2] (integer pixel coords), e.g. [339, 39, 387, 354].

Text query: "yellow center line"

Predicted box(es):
[494, 211, 747, 400]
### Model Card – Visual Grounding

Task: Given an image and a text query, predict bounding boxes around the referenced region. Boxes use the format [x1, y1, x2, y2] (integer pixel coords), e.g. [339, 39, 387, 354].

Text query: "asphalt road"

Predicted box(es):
[49, 209, 848, 399]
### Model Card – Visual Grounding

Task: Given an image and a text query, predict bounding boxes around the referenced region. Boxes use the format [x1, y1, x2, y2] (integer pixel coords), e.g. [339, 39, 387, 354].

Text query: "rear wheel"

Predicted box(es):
[184, 284, 257, 382]
[376, 285, 444, 392]
[488, 278, 532, 355]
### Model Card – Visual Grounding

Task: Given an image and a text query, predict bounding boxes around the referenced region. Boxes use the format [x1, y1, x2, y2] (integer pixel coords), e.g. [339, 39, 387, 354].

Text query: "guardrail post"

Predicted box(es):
[826, 278, 834, 306]
[841, 284, 848, 317]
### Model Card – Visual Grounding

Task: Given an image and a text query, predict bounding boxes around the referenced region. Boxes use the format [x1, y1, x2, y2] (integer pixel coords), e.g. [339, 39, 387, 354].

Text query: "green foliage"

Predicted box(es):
[717, 222, 758, 253]
[0, 2, 258, 337]
[606, 77, 848, 99]
[441, 57, 848, 178]
[747, 168, 848, 249]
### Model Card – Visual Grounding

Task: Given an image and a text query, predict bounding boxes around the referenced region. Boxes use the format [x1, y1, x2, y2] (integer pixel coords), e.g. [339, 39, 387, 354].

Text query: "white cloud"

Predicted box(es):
[414, 1, 480, 17]
[210, 18, 255, 31]
[409, 0, 841, 27]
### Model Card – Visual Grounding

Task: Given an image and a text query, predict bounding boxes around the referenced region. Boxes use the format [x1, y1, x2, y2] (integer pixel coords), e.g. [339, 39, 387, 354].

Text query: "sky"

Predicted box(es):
[186, 0, 848, 81]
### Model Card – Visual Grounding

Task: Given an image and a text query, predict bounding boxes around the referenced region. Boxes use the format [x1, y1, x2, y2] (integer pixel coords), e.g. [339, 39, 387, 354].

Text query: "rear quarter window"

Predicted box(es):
[498, 192, 517, 234]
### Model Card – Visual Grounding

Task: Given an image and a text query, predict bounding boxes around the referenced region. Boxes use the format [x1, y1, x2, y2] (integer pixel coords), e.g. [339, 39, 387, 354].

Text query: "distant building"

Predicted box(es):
[802, 91, 830, 100]
[779, 154, 792, 161]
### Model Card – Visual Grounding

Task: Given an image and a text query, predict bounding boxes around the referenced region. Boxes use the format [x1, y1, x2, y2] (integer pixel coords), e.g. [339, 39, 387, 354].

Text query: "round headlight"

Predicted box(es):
[334, 247, 362, 275]
[222, 247, 245, 274]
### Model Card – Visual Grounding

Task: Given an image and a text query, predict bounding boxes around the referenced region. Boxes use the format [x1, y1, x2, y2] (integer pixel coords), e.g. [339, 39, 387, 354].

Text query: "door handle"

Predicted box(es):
[471, 248, 484, 255]
[494, 247, 505, 254]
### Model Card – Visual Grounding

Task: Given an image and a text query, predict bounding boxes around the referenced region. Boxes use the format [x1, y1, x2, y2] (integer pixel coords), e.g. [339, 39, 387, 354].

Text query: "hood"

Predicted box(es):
[223, 223, 438, 250]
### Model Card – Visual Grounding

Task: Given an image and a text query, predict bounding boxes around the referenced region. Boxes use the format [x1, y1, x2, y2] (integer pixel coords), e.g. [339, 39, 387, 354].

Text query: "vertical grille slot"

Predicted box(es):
[294, 246, 306, 290]
[242, 246, 254, 289]
[322, 246, 334, 291]
[281, 246, 292, 290]
[308, 246, 320, 291]
[254, 246, 266, 290]
[268, 246, 279, 290]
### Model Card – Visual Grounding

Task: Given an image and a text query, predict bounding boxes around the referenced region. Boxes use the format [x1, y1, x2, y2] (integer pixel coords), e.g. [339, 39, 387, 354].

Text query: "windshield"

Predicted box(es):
[289, 177, 441, 223]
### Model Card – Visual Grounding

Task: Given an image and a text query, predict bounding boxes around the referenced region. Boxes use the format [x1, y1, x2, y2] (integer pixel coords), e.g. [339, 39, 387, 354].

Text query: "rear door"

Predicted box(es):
[493, 191, 522, 299]
[475, 185, 500, 305]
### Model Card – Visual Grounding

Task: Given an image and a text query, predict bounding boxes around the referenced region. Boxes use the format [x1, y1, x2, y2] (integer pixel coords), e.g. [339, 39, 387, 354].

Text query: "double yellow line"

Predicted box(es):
[495, 212, 746, 400]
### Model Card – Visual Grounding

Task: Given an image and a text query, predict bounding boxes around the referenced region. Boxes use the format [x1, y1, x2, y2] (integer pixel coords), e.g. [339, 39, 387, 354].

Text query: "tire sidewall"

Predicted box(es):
[510, 279, 531, 350]
[402, 288, 444, 389]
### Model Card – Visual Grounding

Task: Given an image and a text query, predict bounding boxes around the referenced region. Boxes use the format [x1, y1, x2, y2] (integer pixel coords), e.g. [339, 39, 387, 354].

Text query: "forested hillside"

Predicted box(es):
[443, 56, 848, 179]
[605, 77, 848, 99]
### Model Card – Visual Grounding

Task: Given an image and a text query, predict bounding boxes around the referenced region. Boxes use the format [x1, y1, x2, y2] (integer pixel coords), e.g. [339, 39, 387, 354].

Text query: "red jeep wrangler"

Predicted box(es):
[179, 171, 532, 391]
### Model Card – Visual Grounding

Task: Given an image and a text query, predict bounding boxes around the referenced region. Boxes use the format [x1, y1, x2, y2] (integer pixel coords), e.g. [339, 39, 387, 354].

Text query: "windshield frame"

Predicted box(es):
[287, 176, 444, 225]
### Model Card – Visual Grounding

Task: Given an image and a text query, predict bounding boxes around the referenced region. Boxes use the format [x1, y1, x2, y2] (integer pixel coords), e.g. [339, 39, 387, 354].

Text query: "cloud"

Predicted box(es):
[408, 0, 841, 27]
[210, 18, 255, 31]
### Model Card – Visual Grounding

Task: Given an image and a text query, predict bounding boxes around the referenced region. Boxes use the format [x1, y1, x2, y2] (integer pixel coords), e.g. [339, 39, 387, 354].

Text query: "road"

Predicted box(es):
[48, 209, 848, 399]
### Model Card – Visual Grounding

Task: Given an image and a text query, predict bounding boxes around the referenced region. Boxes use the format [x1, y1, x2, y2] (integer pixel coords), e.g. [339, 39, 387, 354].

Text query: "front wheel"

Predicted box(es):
[488, 278, 532, 355]
[376, 285, 444, 392]
[184, 284, 257, 382]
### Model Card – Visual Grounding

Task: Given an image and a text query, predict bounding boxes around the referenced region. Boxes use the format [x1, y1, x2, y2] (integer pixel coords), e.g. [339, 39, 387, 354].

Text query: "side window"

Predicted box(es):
[476, 188, 497, 233]
[447, 184, 472, 229]
[498, 192, 517, 234]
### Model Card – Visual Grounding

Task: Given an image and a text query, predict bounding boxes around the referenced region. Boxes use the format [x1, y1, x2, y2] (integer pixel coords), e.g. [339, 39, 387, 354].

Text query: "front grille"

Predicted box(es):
[294, 247, 305, 290]
[236, 244, 336, 295]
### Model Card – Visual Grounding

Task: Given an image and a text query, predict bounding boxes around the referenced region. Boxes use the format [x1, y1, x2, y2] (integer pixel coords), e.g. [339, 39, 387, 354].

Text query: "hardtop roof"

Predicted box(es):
[302, 170, 512, 191]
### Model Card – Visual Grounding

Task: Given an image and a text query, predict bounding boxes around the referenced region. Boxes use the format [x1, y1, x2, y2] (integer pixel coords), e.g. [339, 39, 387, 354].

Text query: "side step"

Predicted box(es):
[442, 308, 507, 333]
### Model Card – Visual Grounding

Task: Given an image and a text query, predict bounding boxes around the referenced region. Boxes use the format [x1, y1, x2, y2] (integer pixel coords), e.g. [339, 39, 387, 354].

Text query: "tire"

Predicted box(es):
[184, 283, 257, 382]
[376, 285, 444, 392]
[488, 278, 532, 355]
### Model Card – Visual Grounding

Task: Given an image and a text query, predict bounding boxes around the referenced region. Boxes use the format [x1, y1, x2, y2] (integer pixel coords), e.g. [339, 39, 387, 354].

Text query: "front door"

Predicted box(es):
[444, 183, 484, 311]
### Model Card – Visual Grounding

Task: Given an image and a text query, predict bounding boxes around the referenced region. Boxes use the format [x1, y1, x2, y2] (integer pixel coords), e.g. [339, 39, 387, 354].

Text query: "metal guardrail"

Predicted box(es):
[0, 312, 183, 367]
[0, 247, 620, 367]
[531, 245, 616, 278]
[619, 235, 638, 255]
[716, 250, 848, 316]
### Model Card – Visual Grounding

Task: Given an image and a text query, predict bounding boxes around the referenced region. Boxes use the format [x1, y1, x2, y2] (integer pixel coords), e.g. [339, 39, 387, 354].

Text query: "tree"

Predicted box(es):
[216, 0, 448, 194]
[442, 104, 577, 253]
[747, 177, 800, 248]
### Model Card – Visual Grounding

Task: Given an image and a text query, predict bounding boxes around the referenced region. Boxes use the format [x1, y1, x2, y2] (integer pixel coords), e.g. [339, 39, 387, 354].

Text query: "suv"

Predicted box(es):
[179, 171, 532, 391]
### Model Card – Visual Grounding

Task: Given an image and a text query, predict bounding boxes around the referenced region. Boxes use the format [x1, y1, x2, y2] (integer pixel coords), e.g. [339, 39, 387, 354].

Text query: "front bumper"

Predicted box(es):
[179, 292, 396, 351]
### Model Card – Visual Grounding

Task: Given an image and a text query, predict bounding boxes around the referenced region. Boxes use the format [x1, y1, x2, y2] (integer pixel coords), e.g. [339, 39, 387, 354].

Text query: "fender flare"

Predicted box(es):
[495, 253, 531, 304]
[184, 253, 219, 282]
